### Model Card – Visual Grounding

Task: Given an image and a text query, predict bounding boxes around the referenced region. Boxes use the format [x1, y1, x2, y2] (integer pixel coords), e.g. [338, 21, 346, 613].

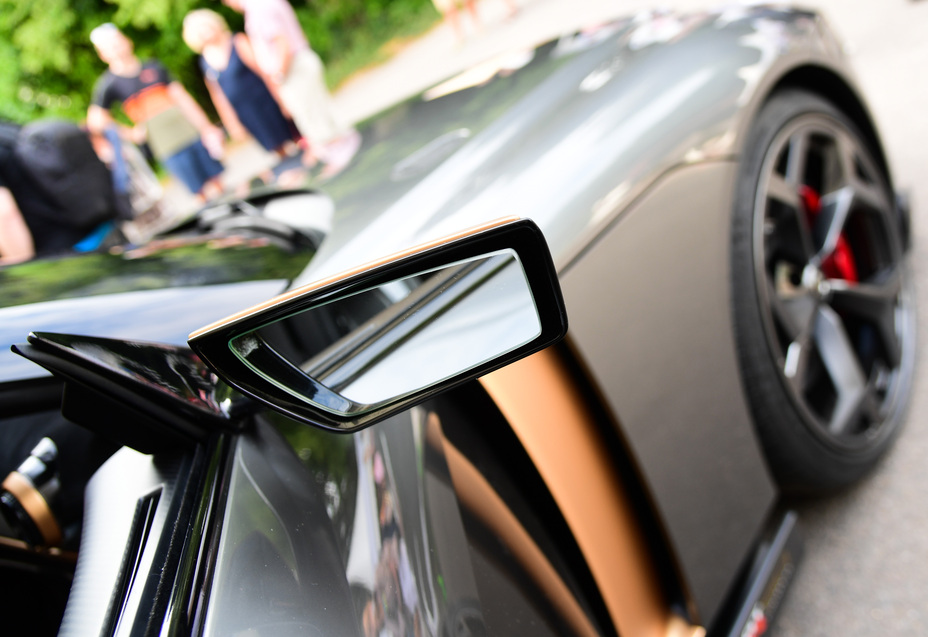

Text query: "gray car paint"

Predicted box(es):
[562, 161, 775, 623]
[292, 8, 854, 283]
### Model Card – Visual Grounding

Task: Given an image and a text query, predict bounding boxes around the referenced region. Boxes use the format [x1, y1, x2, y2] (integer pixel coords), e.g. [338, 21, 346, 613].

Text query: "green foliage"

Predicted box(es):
[0, 240, 313, 309]
[0, 0, 438, 126]
[296, 0, 441, 88]
[0, 0, 94, 122]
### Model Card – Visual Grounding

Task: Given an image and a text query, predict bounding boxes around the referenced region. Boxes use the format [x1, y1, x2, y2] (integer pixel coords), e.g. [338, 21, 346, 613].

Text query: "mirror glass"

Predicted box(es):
[229, 249, 540, 415]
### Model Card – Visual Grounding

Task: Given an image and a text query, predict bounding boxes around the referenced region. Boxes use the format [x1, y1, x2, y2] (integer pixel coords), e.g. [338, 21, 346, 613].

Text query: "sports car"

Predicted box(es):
[0, 5, 915, 637]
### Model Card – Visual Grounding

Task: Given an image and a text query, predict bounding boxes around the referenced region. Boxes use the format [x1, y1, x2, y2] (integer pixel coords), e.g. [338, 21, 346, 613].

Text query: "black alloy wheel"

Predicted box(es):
[732, 90, 916, 492]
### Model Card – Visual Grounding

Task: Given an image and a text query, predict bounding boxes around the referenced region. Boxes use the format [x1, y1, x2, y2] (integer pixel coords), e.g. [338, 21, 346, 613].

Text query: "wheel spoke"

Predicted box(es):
[852, 179, 887, 214]
[765, 174, 816, 262]
[780, 294, 818, 340]
[834, 130, 886, 207]
[764, 269, 815, 337]
[767, 172, 801, 208]
[782, 132, 819, 259]
[827, 370, 882, 435]
[835, 129, 860, 182]
[784, 130, 809, 185]
[815, 186, 854, 260]
[834, 128, 895, 233]
[771, 268, 820, 395]
[784, 327, 815, 395]
[829, 268, 902, 318]
[829, 268, 903, 367]
[814, 305, 871, 434]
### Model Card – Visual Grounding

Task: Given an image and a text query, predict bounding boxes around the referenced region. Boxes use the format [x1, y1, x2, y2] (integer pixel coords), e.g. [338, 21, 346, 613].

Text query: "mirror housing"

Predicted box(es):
[189, 218, 568, 432]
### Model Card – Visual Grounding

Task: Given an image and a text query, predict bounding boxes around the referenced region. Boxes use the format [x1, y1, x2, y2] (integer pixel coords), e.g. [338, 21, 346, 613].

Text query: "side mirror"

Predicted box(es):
[189, 218, 568, 432]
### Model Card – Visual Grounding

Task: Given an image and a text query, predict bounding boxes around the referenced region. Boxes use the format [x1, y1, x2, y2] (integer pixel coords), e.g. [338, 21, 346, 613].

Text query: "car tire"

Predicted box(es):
[731, 89, 916, 493]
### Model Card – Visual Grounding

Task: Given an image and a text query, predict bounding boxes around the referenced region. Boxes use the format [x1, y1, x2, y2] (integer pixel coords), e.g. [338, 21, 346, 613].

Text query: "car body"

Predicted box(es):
[0, 5, 914, 637]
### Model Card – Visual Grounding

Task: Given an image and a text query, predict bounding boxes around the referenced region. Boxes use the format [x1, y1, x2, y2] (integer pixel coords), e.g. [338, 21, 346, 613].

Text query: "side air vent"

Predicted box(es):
[103, 488, 162, 636]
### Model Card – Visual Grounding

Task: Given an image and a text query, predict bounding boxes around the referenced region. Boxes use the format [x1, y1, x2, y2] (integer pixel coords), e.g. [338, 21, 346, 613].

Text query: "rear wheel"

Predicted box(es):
[732, 89, 916, 492]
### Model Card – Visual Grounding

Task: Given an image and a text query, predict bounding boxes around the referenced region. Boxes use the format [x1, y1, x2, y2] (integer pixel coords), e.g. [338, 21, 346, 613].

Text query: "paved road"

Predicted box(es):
[247, 1, 928, 633]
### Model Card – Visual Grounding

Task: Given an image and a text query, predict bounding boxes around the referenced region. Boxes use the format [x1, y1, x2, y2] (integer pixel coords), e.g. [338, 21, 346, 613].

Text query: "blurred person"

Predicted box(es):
[182, 9, 298, 173]
[89, 125, 169, 234]
[221, 0, 361, 177]
[87, 23, 225, 202]
[432, 0, 481, 40]
[0, 120, 121, 264]
[0, 187, 40, 265]
[432, 0, 518, 41]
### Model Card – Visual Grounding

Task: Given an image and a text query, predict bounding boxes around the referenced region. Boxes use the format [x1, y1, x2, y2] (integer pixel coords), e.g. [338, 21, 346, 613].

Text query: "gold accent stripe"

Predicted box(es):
[189, 217, 519, 340]
[480, 347, 703, 637]
[3, 471, 62, 547]
[434, 413, 600, 637]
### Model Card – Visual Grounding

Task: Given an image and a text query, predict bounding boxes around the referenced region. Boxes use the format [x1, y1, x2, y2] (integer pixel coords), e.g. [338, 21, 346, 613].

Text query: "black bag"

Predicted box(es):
[0, 120, 19, 147]
[13, 120, 118, 230]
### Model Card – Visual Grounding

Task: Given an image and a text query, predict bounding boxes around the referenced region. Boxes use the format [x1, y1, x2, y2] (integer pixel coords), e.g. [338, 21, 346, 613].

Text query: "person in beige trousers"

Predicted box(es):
[221, 0, 360, 177]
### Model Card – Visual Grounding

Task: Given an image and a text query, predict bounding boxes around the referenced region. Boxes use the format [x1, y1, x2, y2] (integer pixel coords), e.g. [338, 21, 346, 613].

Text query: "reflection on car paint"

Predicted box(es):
[0, 237, 312, 311]
[204, 407, 486, 636]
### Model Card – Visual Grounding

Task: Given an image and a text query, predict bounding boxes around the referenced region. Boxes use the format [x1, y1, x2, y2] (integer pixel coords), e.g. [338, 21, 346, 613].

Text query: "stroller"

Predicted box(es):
[95, 126, 173, 246]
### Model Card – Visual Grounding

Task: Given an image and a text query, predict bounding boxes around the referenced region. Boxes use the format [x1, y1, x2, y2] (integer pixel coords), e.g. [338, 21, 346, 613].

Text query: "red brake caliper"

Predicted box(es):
[800, 185, 858, 283]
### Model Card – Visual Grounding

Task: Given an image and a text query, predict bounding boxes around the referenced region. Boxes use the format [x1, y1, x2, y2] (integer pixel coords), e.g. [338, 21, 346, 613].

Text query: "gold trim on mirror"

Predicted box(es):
[190, 217, 519, 340]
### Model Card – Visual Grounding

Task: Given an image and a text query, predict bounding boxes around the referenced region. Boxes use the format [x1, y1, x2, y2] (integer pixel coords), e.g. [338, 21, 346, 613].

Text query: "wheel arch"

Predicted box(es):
[763, 64, 892, 188]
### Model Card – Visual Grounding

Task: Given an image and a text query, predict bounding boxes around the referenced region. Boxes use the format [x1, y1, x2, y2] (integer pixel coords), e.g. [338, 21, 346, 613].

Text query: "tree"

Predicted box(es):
[0, 0, 236, 124]
[0, 0, 437, 125]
